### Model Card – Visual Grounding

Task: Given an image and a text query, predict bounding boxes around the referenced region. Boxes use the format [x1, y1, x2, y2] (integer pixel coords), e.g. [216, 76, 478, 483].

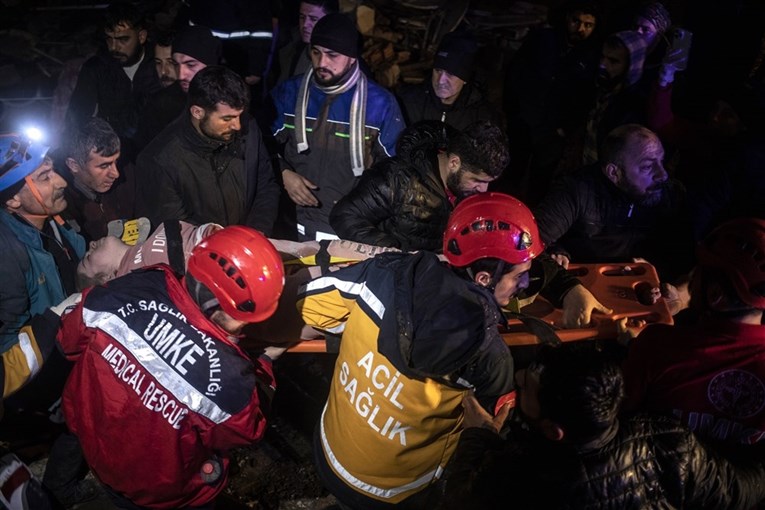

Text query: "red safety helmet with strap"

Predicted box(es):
[186, 226, 285, 323]
[697, 217, 765, 309]
[443, 192, 544, 267]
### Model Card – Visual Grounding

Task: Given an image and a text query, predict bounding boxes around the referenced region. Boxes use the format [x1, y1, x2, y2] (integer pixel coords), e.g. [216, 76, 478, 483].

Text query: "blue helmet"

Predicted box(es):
[0, 134, 50, 193]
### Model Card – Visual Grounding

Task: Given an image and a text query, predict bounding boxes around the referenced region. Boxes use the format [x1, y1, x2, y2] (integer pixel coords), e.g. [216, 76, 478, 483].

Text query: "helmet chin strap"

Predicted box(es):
[23, 175, 64, 226]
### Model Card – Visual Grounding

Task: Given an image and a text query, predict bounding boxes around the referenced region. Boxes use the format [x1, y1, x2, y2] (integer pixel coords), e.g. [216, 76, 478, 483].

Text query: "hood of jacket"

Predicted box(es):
[612, 31, 648, 87]
[375, 251, 498, 383]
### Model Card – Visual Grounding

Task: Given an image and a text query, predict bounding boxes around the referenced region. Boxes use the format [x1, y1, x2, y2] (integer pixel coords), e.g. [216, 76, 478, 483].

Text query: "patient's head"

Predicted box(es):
[76, 236, 130, 290]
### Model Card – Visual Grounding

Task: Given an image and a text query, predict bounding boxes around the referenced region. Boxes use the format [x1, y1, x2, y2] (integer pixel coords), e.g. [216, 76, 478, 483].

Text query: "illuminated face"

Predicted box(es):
[154, 44, 177, 87]
[446, 166, 495, 200]
[492, 260, 532, 307]
[634, 16, 660, 49]
[7, 157, 67, 222]
[432, 69, 466, 105]
[77, 236, 126, 284]
[105, 22, 146, 66]
[173, 52, 207, 92]
[566, 11, 596, 43]
[299, 3, 328, 44]
[199, 103, 244, 142]
[310, 45, 355, 86]
[70, 149, 120, 194]
[610, 133, 668, 206]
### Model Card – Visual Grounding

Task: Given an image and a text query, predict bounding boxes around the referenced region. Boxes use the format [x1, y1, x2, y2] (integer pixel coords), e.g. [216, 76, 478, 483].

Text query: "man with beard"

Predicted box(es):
[444, 343, 765, 509]
[533, 124, 694, 282]
[65, 2, 160, 155]
[136, 66, 279, 234]
[329, 120, 508, 251]
[581, 31, 648, 165]
[271, 12, 404, 241]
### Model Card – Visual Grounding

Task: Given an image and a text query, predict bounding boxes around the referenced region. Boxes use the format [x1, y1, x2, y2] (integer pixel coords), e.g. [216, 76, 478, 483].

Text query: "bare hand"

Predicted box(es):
[616, 317, 646, 346]
[462, 392, 510, 434]
[561, 284, 613, 328]
[661, 281, 690, 315]
[282, 169, 319, 207]
[550, 253, 570, 269]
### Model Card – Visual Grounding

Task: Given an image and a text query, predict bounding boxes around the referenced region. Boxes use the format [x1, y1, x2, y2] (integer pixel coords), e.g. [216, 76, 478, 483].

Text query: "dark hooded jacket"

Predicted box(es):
[329, 121, 453, 251]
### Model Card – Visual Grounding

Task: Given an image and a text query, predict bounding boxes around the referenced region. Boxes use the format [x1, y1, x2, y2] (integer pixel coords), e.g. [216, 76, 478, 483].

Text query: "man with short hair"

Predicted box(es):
[623, 218, 765, 445]
[60, 117, 135, 242]
[397, 32, 497, 131]
[277, 0, 339, 84]
[65, 2, 160, 146]
[534, 123, 694, 281]
[0, 133, 85, 351]
[302, 193, 585, 508]
[153, 31, 178, 88]
[271, 12, 405, 241]
[136, 66, 279, 234]
[330, 120, 509, 251]
[445, 343, 765, 509]
[58, 226, 285, 508]
[134, 26, 222, 150]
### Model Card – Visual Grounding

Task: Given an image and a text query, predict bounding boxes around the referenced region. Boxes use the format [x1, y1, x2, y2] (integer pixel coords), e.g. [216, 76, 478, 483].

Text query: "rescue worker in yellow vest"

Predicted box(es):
[299, 192, 595, 508]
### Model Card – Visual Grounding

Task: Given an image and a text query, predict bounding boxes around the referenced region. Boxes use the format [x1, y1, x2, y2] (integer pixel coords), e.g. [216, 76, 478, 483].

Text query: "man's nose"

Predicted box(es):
[476, 182, 489, 193]
[654, 163, 668, 182]
[230, 117, 241, 131]
[108, 163, 120, 179]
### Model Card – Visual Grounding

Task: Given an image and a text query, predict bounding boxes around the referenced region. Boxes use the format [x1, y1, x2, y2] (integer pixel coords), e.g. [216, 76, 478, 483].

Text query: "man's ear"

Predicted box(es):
[66, 157, 81, 175]
[190, 105, 205, 120]
[603, 163, 620, 185]
[5, 194, 21, 211]
[138, 29, 148, 45]
[448, 154, 462, 174]
[473, 270, 492, 288]
[540, 419, 565, 442]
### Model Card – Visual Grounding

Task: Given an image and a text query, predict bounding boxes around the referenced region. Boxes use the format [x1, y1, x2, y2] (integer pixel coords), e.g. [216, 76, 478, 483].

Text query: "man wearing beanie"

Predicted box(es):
[134, 26, 223, 150]
[271, 12, 404, 242]
[397, 32, 498, 131]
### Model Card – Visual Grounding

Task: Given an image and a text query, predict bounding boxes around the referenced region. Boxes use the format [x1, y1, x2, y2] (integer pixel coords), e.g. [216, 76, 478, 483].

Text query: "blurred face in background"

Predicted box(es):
[105, 22, 146, 67]
[173, 53, 207, 92]
[154, 44, 177, 87]
[432, 69, 465, 105]
[566, 11, 596, 43]
[299, 3, 328, 44]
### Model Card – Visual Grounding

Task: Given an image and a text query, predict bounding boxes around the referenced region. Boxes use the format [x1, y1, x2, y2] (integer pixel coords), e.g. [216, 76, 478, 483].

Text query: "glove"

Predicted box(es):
[50, 293, 82, 317]
[658, 47, 690, 87]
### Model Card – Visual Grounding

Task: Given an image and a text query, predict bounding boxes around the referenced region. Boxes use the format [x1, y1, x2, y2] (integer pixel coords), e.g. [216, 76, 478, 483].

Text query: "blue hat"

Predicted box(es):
[0, 134, 49, 193]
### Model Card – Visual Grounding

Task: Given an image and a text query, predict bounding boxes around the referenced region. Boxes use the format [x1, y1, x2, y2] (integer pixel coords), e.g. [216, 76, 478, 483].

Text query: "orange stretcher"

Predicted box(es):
[287, 262, 673, 353]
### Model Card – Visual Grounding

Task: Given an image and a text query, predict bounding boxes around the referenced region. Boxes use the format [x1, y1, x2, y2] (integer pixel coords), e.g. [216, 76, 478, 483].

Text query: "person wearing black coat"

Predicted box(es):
[330, 120, 509, 252]
[444, 343, 765, 510]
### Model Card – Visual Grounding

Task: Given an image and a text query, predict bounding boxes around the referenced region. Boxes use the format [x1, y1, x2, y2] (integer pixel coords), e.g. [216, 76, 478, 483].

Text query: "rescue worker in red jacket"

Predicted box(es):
[57, 226, 285, 509]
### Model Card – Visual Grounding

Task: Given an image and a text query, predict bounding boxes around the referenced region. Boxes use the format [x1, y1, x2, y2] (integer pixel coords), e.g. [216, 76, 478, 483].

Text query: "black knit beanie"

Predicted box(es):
[173, 26, 222, 66]
[433, 33, 478, 82]
[310, 13, 358, 58]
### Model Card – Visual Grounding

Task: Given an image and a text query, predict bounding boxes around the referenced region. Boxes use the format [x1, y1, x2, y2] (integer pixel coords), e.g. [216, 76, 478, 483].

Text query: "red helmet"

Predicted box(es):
[443, 192, 544, 267]
[187, 226, 285, 322]
[697, 218, 765, 309]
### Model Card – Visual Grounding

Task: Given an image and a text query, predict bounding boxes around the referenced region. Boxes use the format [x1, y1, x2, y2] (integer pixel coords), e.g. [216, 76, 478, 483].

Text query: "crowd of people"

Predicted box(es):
[0, 0, 764, 508]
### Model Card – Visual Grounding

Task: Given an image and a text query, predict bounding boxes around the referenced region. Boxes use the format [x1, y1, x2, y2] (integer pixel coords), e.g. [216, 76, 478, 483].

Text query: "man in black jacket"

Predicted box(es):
[533, 123, 694, 282]
[397, 33, 498, 131]
[135, 66, 279, 235]
[445, 343, 765, 509]
[330, 120, 508, 252]
[65, 2, 160, 157]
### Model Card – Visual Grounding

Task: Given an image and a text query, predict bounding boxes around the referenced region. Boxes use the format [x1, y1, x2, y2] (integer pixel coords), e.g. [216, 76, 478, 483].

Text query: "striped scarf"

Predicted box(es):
[295, 61, 367, 176]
